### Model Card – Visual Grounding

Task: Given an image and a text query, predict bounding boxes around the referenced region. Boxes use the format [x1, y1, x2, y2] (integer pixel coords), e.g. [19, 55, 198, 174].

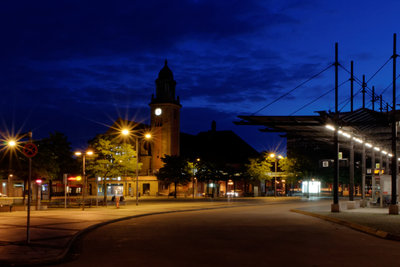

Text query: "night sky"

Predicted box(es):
[2, 0, 400, 152]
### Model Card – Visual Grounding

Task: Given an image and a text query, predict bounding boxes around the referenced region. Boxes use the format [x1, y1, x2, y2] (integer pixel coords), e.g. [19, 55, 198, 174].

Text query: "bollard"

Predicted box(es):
[116, 196, 120, 209]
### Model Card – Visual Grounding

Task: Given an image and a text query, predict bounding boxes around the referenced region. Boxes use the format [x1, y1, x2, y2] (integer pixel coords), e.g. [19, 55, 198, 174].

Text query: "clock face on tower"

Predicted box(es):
[155, 108, 162, 116]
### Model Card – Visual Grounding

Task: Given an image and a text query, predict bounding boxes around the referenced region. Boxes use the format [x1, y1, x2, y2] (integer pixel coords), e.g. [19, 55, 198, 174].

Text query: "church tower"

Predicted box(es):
[150, 60, 181, 171]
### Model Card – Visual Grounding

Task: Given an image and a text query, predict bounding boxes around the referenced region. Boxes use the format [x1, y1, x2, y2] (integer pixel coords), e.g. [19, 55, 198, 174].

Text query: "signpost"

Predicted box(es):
[63, 174, 68, 209]
[22, 133, 37, 244]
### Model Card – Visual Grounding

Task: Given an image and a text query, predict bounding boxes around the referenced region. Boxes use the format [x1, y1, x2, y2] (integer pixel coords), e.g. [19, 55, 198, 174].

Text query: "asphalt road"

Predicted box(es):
[53, 201, 400, 267]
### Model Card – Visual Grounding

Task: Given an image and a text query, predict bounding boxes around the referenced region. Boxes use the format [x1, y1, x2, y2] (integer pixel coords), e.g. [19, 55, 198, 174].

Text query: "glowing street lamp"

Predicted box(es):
[121, 129, 130, 136]
[75, 150, 94, 211]
[269, 153, 283, 197]
[120, 128, 152, 206]
[192, 158, 200, 199]
[5, 139, 17, 197]
[8, 140, 16, 147]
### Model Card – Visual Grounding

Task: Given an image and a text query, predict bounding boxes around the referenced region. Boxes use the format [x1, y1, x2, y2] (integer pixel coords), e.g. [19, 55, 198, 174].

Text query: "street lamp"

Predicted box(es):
[75, 150, 93, 211]
[121, 129, 152, 206]
[6, 139, 17, 197]
[2, 132, 34, 244]
[192, 158, 200, 199]
[269, 153, 283, 197]
[8, 140, 16, 147]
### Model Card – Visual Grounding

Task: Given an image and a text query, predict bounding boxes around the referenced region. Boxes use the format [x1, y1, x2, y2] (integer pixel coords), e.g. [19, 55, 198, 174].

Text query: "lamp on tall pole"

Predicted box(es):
[269, 153, 283, 197]
[6, 139, 16, 197]
[121, 129, 151, 206]
[192, 158, 200, 199]
[2, 132, 37, 244]
[75, 150, 93, 211]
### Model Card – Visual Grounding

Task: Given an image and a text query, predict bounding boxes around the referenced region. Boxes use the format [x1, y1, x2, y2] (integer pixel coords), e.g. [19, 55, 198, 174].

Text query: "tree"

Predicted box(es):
[34, 132, 79, 180]
[156, 155, 191, 198]
[279, 157, 301, 194]
[195, 160, 224, 197]
[246, 156, 273, 194]
[4, 132, 77, 180]
[1, 132, 78, 199]
[86, 134, 139, 204]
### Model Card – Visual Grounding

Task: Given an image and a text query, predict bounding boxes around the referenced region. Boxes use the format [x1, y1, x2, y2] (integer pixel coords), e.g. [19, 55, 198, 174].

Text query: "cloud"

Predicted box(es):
[0, 0, 325, 151]
[0, 0, 296, 61]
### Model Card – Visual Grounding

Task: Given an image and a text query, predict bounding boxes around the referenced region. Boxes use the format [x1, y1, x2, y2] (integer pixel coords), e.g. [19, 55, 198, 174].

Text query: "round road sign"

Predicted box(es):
[23, 143, 38, 158]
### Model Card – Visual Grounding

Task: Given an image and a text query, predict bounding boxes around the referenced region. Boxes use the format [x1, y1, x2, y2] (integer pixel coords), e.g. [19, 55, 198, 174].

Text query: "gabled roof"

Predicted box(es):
[181, 129, 259, 165]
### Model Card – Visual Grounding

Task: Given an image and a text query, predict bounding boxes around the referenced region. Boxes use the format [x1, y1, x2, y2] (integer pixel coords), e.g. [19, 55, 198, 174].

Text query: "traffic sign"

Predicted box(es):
[23, 143, 38, 158]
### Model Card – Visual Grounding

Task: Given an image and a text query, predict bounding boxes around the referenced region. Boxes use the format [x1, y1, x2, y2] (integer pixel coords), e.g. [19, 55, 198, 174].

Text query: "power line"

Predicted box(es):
[339, 57, 391, 84]
[338, 80, 363, 111]
[251, 64, 333, 115]
[384, 73, 400, 96]
[338, 63, 393, 111]
[366, 57, 392, 83]
[290, 79, 349, 115]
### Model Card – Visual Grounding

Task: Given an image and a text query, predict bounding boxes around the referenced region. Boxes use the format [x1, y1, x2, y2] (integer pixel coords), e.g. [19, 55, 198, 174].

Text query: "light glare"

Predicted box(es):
[121, 129, 130, 136]
[302, 181, 321, 194]
[342, 132, 351, 138]
[353, 137, 363, 143]
[8, 140, 16, 147]
[325, 125, 335, 131]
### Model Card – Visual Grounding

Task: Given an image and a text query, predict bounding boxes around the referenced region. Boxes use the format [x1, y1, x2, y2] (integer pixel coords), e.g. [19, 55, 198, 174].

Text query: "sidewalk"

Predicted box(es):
[291, 201, 400, 241]
[0, 197, 292, 266]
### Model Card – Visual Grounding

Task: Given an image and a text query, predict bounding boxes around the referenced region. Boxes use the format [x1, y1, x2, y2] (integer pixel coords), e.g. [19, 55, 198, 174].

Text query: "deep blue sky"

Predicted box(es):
[1, 0, 400, 152]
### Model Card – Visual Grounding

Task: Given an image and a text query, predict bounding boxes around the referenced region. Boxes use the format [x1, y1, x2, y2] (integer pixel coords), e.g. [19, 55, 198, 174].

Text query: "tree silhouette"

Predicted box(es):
[156, 155, 191, 198]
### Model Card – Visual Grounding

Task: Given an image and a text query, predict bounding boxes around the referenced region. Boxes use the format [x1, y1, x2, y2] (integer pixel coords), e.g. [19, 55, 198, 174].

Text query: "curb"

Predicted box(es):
[290, 209, 400, 242]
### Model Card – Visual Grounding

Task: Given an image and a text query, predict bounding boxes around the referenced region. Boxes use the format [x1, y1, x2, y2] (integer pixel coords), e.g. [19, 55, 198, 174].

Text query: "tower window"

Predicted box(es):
[155, 118, 162, 127]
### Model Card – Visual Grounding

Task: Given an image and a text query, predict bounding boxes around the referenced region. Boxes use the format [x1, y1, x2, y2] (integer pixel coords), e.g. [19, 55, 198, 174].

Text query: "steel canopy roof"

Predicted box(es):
[236, 108, 400, 152]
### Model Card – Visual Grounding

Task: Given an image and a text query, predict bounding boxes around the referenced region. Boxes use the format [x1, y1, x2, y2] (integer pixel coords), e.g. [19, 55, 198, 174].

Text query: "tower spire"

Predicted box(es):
[152, 60, 179, 104]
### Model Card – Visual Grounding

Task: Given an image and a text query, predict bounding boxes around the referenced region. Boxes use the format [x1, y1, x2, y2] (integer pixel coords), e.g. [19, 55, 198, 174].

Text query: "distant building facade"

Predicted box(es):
[86, 61, 181, 198]
[87, 61, 257, 199]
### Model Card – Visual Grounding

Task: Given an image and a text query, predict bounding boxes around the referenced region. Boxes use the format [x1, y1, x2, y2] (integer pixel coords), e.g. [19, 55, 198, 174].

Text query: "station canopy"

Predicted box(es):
[236, 108, 400, 153]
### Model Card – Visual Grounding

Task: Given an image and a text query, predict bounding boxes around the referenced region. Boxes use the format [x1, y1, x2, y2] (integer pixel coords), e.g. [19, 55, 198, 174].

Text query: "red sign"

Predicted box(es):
[68, 176, 82, 181]
[23, 143, 38, 158]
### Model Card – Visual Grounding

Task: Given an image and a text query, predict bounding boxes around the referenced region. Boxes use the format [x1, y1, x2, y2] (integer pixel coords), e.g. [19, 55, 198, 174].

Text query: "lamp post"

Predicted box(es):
[3, 132, 35, 244]
[6, 140, 16, 197]
[75, 150, 93, 211]
[269, 153, 283, 197]
[192, 158, 200, 199]
[26, 132, 33, 244]
[121, 129, 151, 206]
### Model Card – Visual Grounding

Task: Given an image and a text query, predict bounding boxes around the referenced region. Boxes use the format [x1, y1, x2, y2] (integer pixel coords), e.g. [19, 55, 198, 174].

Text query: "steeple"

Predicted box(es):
[149, 60, 182, 170]
[151, 60, 180, 105]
